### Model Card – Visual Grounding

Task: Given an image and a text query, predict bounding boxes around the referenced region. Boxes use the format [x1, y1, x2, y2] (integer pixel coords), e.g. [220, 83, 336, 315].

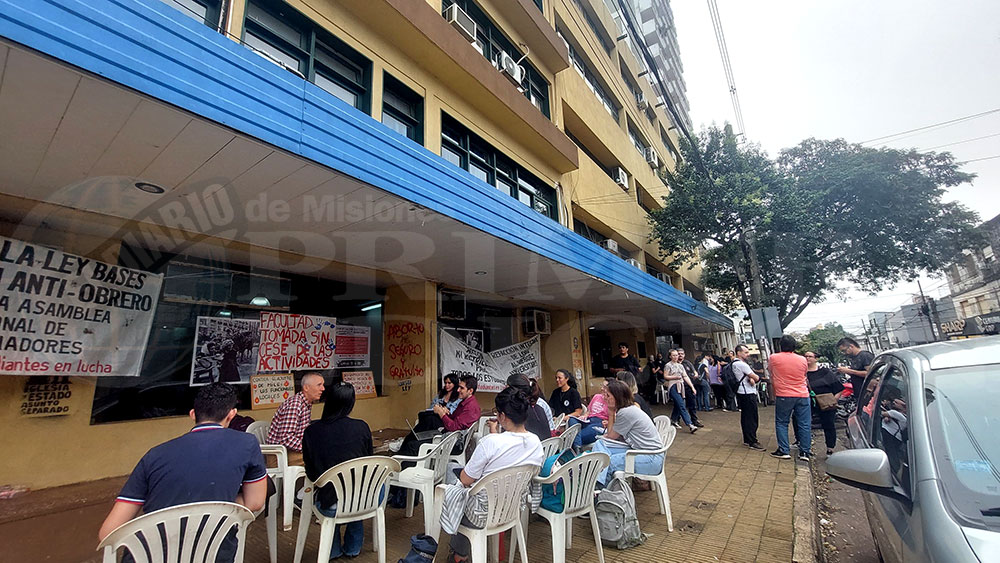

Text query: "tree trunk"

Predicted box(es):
[741, 228, 764, 309]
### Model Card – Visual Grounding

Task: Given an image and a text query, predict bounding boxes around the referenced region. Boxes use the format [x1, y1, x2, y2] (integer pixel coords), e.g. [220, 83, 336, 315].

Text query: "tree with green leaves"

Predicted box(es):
[799, 323, 855, 364]
[649, 125, 980, 329]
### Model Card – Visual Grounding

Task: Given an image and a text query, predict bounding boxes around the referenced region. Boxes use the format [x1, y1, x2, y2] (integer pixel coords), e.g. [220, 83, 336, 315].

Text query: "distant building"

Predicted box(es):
[945, 213, 1000, 318]
[880, 296, 958, 348]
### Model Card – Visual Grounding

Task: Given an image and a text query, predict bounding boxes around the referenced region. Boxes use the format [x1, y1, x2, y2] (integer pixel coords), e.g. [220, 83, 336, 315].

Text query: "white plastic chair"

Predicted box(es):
[389, 431, 460, 538]
[97, 501, 255, 563]
[552, 413, 566, 430]
[531, 452, 610, 563]
[293, 456, 400, 563]
[618, 420, 676, 531]
[251, 493, 279, 563]
[246, 420, 304, 531]
[655, 382, 668, 404]
[450, 425, 478, 467]
[653, 415, 675, 441]
[559, 422, 581, 452]
[539, 436, 562, 460]
[435, 464, 538, 563]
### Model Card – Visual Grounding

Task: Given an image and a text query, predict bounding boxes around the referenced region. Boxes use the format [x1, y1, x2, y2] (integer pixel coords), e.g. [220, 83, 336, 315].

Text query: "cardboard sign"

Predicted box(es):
[250, 373, 294, 409]
[334, 325, 370, 368]
[257, 312, 336, 372]
[343, 370, 376, 399]
[20, 376, 73, 417]
[440, 332, 540, 393]
[0, 236, 162, 376]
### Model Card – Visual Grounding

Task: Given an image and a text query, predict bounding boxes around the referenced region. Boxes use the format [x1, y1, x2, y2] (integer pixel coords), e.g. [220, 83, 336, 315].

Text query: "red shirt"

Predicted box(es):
[441, 394, 481, 432]
[769, 352, 809, 398]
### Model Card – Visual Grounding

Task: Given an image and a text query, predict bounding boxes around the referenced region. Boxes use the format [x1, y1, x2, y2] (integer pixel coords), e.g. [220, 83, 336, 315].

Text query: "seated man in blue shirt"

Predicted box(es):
[98, 383, 268, 562]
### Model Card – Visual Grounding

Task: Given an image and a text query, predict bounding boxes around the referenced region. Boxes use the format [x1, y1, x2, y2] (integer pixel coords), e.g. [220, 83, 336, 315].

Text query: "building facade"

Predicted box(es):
[945, 213, 1000, 319]
[0, 0, 732, 491]
[623, 0, 691, 132]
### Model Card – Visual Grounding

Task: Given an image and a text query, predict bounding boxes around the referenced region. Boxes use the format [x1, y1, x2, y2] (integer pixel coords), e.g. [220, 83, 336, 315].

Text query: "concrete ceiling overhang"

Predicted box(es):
[0, 0, 732, 335]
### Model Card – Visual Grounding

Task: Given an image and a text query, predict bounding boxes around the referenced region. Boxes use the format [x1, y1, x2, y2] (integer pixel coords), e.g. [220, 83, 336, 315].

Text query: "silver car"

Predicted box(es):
[826, 336, 1000, 562]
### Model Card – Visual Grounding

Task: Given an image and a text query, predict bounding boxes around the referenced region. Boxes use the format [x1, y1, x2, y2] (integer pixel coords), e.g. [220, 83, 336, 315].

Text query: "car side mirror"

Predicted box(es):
[826, 449, 910, 505]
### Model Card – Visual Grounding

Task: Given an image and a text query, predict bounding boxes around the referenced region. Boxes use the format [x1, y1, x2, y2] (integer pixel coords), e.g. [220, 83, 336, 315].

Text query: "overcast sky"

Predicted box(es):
[671, 0, 1000, 335]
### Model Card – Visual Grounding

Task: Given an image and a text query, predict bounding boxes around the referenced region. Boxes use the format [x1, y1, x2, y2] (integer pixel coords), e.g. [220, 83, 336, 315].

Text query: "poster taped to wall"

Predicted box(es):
[257, 312, 336, 372]
[0, 236, 163, 376]
[343, 371, 376, 399]
[190, 317, 260, 386]
[250, 373, 294, 409]
[440, 331, 540, 393]
[334, 324, 370, 368]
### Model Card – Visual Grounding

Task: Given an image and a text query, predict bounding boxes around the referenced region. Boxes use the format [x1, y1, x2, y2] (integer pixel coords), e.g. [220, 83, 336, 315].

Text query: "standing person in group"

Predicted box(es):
[677, 349, 704, 427]
[769, 335, 812, 461]
[805, 351, 844, 456]
[696, 356, 713, 411]
[567, 378, 613, 448]
[705, 355, 726, 410]
[836, 337, 875, 399]
[662, 349, 699, 433]
[548, 369, 583, 418]
[716, 351, 737, 411]
[445, 387, 544, 563]
[732, 345, 763, 450]
[608, 342, 640, 377]
[592, 380, 664, 486]
[267, 372, 326, 465]
[638, 355, 657, 403]
[99, 383, 267, 562]
[302, 381, 374, 559]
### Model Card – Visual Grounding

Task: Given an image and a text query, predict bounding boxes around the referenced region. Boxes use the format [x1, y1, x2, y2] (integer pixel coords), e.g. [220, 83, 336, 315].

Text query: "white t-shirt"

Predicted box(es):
[464, 431, 544, 481]
[733, 359, 757, 395]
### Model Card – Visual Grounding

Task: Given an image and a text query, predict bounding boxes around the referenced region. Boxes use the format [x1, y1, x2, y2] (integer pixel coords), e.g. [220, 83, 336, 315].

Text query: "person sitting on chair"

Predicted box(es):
[592, 379, 664, 486]
[266, 372, 325, 465]
[397, 374, 481, 458]
[430, 373, 462, 413]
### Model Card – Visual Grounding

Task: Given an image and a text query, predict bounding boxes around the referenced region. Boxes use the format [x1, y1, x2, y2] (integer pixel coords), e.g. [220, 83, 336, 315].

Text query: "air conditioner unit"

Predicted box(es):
[471, 40, 484, 56]
[683, 290, 694, 298]
[636, 92, 648, 111]
[656, 272, 671, 283]
[523, 309, 552, 335]
[498, 52, 525, 86]
[438, 289, 466, 320]
[644, 147, 660, 168]
[612, 167, 628, 189]
[626, 258, 642, 269]
[600, 239, 619, 253]
[445, 4, 477, 42]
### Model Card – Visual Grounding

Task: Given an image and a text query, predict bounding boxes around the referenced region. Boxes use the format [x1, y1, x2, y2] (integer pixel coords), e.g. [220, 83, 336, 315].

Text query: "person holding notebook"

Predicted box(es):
[592, 379, 663, 486]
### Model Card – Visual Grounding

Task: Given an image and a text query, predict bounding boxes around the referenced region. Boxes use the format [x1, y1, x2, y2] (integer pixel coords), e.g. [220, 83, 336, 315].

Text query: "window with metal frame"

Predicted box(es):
[381, 73, 423, 144]
[628, 124, 648, 155]
[162, 0, 223, 28]
[557, 28, 621, 121]
[440, 113, 557, 220]
[442, 0, 551, 118]
[243, 0, 371, 112]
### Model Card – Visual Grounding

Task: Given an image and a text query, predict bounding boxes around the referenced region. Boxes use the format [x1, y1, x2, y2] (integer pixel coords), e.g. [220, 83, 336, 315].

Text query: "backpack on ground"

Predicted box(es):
[397, 534, 436, 562]
[721, 362, 739, 395]
[596, 475, 647, 549]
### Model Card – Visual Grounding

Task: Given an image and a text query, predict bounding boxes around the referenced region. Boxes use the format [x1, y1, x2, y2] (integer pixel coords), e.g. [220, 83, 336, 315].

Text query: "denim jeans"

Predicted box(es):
[668, 386, 692, 426]
[593, 437, 663, 485]
[774, 397, 812, 455]
[315, 502, 364, 558]
[567, 416, 604, 448]
[697, 379, 712, 410]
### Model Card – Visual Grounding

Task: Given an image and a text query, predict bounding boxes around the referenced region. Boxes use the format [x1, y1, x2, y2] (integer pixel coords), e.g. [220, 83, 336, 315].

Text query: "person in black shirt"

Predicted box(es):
[506, 373, 552, 441]
[836, 337, 874, 400]
[302, 381, 374, 559]
[805, 351, 845, 455]
[608, 342, 640, 377]
[548, 369, 583, 417]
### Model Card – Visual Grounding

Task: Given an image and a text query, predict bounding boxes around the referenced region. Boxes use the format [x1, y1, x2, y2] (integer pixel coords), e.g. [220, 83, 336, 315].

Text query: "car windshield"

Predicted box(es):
[924, 364, 1000, 531]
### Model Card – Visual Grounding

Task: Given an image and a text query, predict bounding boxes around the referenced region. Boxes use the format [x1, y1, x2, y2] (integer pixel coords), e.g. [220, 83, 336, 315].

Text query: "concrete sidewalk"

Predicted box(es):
[248, 404, 804, 563]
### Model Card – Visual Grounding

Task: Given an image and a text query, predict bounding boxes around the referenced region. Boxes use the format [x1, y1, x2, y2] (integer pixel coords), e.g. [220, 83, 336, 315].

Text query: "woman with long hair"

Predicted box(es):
[431, 373, 461, 413]
[303, 381, 374, 559]
[548, 368, 582, 417]
[592, 379, 664, 485]
[664, 349, 699, 433]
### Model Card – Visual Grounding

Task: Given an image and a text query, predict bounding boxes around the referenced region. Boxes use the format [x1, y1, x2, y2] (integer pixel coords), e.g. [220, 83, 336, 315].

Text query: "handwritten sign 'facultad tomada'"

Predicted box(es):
[256, 313, 336, 372]
[0, 236, 163, 376]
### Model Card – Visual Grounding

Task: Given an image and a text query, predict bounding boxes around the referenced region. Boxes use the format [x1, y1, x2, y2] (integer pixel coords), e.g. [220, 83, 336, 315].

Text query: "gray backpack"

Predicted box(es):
[595, 475, 647, 549]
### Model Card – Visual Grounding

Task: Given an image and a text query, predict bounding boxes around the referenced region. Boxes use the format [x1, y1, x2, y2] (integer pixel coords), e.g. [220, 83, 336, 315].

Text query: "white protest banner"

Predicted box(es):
[257, 312, 336, 372]
[440, 331, 540, 393]
[0, 236, 162, 376]
[334, 325, 370, 368]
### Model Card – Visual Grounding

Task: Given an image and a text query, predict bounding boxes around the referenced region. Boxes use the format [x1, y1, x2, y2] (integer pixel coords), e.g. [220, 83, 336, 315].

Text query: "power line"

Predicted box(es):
[920, 132, 1000, 152]
[960, 154, 1000, 164]
[706, 0, 745, 136]
[859, 107, 1000, 145]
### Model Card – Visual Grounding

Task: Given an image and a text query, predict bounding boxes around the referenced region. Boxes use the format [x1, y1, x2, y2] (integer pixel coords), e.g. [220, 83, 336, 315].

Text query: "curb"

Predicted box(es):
[792, 460, 821, 563]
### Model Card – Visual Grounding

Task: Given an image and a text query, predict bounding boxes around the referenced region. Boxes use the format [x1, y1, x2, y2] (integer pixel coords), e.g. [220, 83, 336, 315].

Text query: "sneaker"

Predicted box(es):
[689, 425, 699, 434]
[770, 450, 791, 459]
[826, 448, 835, 456]
[748, 442, 765, 451]
[672, 421, 682, 428]
[387, 437, 404, 453]
[799, 452, 812, 462]
[693, 421, 704, 428]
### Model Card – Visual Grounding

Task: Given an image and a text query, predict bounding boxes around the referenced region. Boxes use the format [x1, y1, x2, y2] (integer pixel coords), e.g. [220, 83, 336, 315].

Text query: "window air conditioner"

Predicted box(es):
[499, 52, 525, 86]
[626, 258, 642, 269]
[438, 289, 466, 320]
[644, 147, 660, 168]
[637, 92, 648, 111]
[613, 167, 628, 190]
[600, 239, 619, 253]
[523, 309, 552, 335]
[656, 272, 671, 283]
[445, 4, 477, 42]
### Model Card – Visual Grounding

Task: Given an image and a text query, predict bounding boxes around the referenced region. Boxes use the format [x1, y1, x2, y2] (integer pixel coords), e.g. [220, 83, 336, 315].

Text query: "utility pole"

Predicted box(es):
[917, 280, 939, 342]
[861, 318, 873, 351]
[868, 318, 882, 352]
